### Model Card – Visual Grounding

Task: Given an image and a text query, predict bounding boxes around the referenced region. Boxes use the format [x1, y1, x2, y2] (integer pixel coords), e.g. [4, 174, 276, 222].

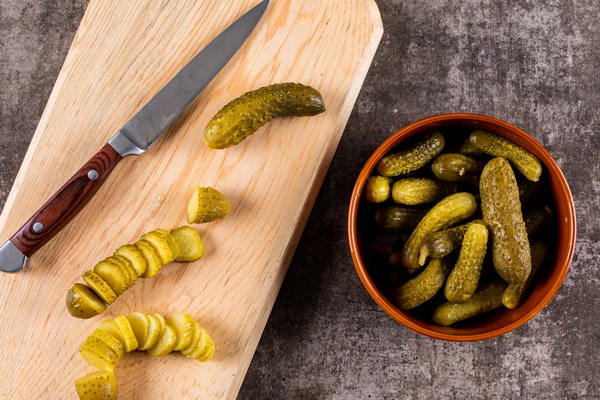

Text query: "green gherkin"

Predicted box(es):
[433, 280, 508, 326]
[376, 131, 445, 177]
[480, 157, 531, 284]
[391, 258, 450, 310]
[205, 83, 325, 149]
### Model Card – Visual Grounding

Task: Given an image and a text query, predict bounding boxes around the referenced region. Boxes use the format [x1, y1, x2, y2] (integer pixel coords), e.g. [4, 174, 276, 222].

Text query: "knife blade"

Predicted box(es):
[0, 0, 269, 273]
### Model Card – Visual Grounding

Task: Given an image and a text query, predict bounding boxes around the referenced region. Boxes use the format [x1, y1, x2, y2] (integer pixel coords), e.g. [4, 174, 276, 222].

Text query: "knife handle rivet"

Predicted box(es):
[88, 169, 99, 180]
[32, 222, 44, 234]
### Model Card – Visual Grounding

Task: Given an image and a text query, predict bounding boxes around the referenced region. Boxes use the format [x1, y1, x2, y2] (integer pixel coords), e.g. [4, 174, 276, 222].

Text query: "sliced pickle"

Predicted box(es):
[126, 312, 150, 350]
[181, 323, 202, 356]
[74, 370, 117, 400]
[135, 239, 162, 278]
[140, 231, 173, 264]
[155, 228, 180, 261]
[82, 271, 117, 305]
[114, 244, 147, 277]
[93, 259, 128, 296]
[170, 226, 204, 262]
[166, 313, 196, 351]
[79, 329, 124, 371]
[66, 283, 107, 319]
[111, 254, 138, 287]
[141, 313, 163, 350]
[112, 315, 139, 352]
[186, 186, 231, 224]
[147, 325, 177, 356]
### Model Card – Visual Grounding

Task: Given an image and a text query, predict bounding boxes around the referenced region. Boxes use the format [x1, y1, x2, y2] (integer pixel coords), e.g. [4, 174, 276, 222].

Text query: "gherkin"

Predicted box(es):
[205, 83, 325, 149]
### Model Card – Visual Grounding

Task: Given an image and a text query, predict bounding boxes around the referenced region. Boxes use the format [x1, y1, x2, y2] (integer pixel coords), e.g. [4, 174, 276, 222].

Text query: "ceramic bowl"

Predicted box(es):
[348, 113, 576, 341]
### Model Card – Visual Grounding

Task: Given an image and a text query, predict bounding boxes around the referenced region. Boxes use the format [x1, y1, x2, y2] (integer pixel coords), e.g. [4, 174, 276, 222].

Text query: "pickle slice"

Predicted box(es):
[98, 320, 124, 347]
[187, 327, 213, 360]
[186, 187, 231, 224]
[140, 231, 173, 264]
[74, 370, 117, 400]
[142, 313, 164, 350]
[66, 283, 107, 319]
[82, 271, 117, 305]
[150, 313, 166, 334]
[112, 315, 139, 352]
[79, 329, 124, 371]
[197, 340, 215, 362]
[181, 323, 202, 356]
[147, 325, 178, 356]
[155, 228, 180, 261]
[166, 313, 196, 351]
[111, 254, 138, 288]
[170, 226, 204, 262]
[135, 239, 162, 278]
[114, 244, 147, 277]
[126, 312, 150, 350]
[93, 259, 128, 296]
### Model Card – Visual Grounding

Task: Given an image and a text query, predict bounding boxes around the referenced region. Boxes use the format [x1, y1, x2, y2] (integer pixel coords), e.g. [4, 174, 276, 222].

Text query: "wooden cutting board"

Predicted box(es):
[0, 1, 382, 398]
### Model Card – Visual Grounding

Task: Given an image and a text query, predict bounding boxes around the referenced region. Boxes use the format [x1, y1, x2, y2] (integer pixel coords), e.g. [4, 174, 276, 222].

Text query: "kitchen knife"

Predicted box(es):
[0, 0, 270, 273]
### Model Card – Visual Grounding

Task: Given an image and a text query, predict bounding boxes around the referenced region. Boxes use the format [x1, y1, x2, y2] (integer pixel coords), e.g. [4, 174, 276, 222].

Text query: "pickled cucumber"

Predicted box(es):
[171, 226, 204, 262]
[418, 219, 484, 266]
[391, 178, 459, 205]
[68, 226, 203, 319]
[66, 283, 107, 319]
[401, 192, 477, 272]
[186, 187, 231, 224]
[205, 83, 325, 149]
[502, 241, 547, 309]
[376, 131, 445, 177]
[74, 370, 117, 400]
[374, 206, 427, 233]
[391, 258, 450, 309]
[364, 176, 392, 203]
[82, 271, 117, 305]
[480, 158, 531, 284]
[432, 280, 508, 326]
[431, 153, 484, 185]
[75, 312, 215, 399]
[470, 130, 542, 182]
[444, 223, 489, 302]
[457, 140, 483, 157]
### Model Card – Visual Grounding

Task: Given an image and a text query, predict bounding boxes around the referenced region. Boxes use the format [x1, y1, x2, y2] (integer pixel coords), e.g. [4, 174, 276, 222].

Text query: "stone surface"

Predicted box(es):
[1, 1, 598, 399]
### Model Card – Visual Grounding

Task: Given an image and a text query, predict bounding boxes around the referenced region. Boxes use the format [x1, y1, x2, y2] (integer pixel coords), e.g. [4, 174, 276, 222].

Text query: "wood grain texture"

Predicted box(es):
[0, 0, 382, 399]
[10, 143, 122, 256]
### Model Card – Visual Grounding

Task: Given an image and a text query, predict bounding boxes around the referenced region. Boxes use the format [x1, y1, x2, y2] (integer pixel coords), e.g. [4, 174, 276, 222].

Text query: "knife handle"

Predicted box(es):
[9, 143, 122, 257]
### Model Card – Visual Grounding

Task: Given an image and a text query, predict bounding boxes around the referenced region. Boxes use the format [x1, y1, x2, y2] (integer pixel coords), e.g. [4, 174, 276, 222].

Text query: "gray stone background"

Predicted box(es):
[1, 1, 598, 399]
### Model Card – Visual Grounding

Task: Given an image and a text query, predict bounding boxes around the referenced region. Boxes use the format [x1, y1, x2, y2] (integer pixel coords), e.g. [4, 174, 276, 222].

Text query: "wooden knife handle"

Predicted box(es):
[9, 143, 122, 257]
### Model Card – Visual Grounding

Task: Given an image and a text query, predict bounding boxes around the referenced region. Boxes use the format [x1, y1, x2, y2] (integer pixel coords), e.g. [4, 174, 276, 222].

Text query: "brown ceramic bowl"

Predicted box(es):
[348, 113, 576, 341]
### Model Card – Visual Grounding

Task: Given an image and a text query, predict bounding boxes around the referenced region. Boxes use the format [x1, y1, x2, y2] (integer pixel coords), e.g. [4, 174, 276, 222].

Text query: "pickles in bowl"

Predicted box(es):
[348, 113, 576, 341]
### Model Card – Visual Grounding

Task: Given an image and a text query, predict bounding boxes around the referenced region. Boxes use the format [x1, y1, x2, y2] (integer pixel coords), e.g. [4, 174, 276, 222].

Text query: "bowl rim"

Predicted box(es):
[347, 112, 577, 341]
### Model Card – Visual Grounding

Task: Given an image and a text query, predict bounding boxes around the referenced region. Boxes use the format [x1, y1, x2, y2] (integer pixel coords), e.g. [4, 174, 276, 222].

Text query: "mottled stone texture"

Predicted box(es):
[1, 1, 598, 399]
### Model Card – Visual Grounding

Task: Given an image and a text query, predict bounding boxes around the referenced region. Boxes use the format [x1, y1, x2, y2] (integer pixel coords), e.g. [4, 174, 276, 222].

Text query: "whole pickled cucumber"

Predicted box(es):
[502, 241, 547, 309]
[391, 258, 450, 309]
[376, 131, 445, 177]
[432, 280, 508, 326]
[444, 223, 489, 302]
[418, 219, 484, 266]
[431, 153, 484, 185]
[391, 178, 460, 205]
[364, 176, 393, 203]
[524, 204, 553, 241]
[204, 83, 325, 149]
[480, 158, 531, 284]
[470, 130, 542, 182]
[401, 192, 477, 272]
[375, 206, 427, 233]
[518, 178, 543, 206]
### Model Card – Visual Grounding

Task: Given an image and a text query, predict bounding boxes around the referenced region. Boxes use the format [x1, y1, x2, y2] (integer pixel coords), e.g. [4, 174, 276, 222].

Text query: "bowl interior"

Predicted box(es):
[348, 113, 576, 341]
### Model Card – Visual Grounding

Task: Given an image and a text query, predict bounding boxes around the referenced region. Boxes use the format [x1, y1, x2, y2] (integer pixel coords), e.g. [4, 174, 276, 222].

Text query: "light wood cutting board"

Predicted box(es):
[0, 0, 382, 398]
